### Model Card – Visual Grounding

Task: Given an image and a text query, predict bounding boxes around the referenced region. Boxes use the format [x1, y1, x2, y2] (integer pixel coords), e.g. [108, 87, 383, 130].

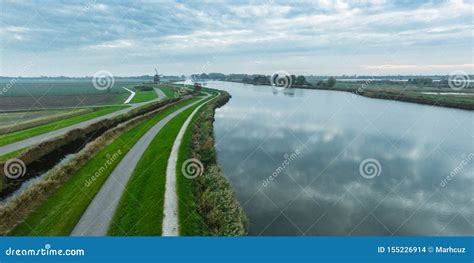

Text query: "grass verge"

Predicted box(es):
[0, 106, 128, 147]
[7, 99, 198, 236]
[130, 90, 158, 104]
[157, 85, 177, 98]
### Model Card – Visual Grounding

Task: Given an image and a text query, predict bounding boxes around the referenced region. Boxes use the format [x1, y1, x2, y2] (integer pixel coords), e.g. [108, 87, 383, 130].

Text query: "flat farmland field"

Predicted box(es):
[0, 80, 140, 110]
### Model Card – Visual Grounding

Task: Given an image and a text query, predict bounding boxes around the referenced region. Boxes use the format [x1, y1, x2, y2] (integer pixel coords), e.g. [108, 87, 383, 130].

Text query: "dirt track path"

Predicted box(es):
[71, 95, 208, 236]
[162, 92, 216, 236]
[0, 88, 167, 156]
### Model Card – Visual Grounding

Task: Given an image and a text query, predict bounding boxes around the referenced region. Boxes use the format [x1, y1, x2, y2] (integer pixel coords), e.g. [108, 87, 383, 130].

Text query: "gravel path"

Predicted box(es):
[71, 95, 208, 236]
[162, 92, 216, 236]
[122, 87, 136, 104]
[0, 88, 167, 155]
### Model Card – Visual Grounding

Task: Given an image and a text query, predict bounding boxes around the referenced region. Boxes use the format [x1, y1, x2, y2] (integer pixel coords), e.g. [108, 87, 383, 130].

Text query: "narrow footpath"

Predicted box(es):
[162, 92, 217, 236]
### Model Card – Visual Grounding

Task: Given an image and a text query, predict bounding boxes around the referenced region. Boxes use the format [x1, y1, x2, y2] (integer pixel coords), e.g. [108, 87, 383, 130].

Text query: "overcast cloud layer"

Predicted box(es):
[1, 0, 473, 76]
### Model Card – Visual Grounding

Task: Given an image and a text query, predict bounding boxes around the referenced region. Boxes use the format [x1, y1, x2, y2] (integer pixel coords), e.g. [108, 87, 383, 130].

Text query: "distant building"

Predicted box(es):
[154, 68, 160, 84]
[194, 82, 202, 92]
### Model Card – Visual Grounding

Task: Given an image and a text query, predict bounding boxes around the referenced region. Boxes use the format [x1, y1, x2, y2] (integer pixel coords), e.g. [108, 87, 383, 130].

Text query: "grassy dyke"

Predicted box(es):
[176, 102, 211, 236]
[0, 106, 128, 147]
[0, 98, 179, 181]
[311, 82, 474, 110]
[178, 90, 247, 236]
[108, 96, 210, 236]
[0, 108, 93, 135]
[3, 98, 198, 236]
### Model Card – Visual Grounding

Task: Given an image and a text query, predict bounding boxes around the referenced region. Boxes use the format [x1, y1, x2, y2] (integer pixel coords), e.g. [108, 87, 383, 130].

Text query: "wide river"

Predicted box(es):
[203, 80, 474, 236]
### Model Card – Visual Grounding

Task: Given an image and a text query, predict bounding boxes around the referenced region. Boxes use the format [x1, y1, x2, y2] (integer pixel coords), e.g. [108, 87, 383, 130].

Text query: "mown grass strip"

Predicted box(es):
[0, 148, 27, 162]
[9, 99, 198, 236]
[175, 101, 214, 236]
[130, 90, 157, 104]
[0, 106, 128, 147]
[157, 85, 177, 98]
[108, 95, 213, 236]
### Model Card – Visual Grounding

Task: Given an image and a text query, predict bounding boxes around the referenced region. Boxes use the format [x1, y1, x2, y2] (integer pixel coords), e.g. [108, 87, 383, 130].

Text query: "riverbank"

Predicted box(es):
[206, 80, 473, 236]
[227, 80, 474, 110]
[179, 89, 247, 235]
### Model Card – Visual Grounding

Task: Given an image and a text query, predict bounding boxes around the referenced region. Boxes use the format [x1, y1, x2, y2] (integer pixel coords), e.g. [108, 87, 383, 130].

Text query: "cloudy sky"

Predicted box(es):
[1, 0, 473, 77]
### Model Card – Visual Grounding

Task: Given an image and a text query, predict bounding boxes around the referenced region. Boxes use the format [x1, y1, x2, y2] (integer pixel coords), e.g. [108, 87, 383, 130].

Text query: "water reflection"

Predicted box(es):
[209, 81, 473, 236]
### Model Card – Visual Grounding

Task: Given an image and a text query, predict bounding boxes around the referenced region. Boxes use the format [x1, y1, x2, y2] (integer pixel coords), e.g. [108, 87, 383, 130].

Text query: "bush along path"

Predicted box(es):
[177, 89, 247, 236]
[162, 92, 217, 236]
[71, 94, 210, 236]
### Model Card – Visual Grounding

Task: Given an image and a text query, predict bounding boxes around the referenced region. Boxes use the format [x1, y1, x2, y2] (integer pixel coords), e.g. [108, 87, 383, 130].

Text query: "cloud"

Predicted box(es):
[364, 64, 474, 71]
[87, 39, 135, 49]
[0, 0, 472, 76]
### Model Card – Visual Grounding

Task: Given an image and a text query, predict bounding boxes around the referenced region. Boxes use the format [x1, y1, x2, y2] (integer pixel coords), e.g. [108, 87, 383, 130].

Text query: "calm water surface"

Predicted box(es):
[208, 81, 473, 236]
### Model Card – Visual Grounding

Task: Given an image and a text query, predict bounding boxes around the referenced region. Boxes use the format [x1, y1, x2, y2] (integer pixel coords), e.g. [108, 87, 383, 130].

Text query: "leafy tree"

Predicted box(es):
[327, 77, 336, 87]
[295, 75, 307, 86]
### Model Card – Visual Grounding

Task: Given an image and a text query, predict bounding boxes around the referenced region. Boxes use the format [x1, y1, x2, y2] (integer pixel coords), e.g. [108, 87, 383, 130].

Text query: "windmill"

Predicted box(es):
[154, 68, 160, 84]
